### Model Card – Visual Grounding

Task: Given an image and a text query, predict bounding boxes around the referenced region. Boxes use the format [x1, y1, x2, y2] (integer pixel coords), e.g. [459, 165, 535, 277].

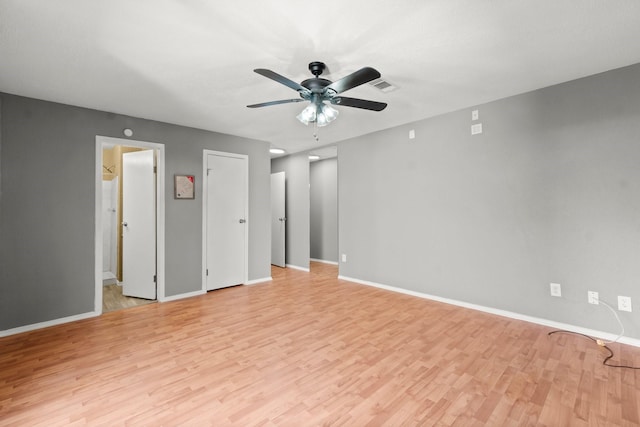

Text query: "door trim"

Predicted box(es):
[202, 150, 249, 292]
[271, 171, 286, 267]
[95, 136, 166, 314]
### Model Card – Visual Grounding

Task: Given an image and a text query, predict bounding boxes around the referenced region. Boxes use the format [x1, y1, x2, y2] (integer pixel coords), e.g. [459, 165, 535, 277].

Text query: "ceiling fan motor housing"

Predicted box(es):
[302, 62, 332, 97]
[301, 77, 332, 94]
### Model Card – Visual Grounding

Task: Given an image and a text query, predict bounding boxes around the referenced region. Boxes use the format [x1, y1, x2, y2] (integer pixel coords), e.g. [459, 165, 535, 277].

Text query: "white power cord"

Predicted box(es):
[595, 299, 625, 346]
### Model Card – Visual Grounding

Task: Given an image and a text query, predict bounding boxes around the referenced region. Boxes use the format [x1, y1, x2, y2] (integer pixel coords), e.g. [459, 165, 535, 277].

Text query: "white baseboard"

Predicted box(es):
[310, 258, 339, 265]
[338, 275, 640, 348]
[102, 271, 116, 280]
[0, 311, 99, 338]
[245, 276, 272, 285]
[160, 289, 206, 303]
[286, 264, 310, 272]
[4, 288, 208, 337]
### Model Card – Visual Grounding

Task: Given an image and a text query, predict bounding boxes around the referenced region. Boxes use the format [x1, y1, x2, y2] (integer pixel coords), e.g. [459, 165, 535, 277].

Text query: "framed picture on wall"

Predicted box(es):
[175, 174, 195, 199]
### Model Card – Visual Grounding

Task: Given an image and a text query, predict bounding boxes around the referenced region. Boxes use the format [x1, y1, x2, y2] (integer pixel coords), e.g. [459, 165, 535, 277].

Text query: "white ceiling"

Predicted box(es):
[2, 1, 640, 158]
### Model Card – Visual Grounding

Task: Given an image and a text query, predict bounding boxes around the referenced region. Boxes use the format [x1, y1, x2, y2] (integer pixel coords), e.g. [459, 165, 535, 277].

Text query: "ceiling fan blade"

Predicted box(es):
[247, 99, 306, 108]
[330, 96, 387, 111]
[326, 67, 381, 94]
[254, 69, 310, 94]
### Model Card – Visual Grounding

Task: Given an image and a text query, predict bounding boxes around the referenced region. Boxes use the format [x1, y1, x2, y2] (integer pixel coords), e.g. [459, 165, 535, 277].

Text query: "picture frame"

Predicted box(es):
[174, 174, 195, 199]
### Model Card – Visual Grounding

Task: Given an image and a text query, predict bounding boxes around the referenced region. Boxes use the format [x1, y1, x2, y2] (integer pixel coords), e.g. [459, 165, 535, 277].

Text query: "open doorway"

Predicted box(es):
[269, 146, 338, 273]
[95, 135, 166, 314]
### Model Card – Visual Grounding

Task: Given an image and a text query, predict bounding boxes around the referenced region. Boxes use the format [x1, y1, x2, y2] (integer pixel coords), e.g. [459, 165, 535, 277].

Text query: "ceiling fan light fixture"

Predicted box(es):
[296, 104, 317, 125]
[316, 103, 339, 127]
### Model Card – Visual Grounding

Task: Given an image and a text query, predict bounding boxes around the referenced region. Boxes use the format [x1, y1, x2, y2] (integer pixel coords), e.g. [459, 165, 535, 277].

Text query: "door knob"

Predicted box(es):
[239, 219, 246, 223]
[279, 217, 286, 222]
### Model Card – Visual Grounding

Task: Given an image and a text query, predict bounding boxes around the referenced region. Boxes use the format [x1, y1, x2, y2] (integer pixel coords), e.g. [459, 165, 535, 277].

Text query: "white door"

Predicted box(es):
[206, 153, 247, 290]
[271, 172, 286, 267]
[101, 178, 119, 278]
[122, 150, 156, 299]
[109, 176, 119, 277]
[102, 180, 113, 273]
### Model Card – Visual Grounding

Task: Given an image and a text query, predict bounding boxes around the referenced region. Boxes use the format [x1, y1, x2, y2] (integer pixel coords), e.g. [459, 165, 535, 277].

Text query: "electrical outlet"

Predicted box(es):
[341, 254, 347, 263]
[550, 282, 562, 297]
[618, 296, 632, 312]
[588, 291, 599, 305]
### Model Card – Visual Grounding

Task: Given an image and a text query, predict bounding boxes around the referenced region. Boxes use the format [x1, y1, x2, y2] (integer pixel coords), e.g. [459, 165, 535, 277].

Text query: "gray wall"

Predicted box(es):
[0, 93, 271, 331]
[310, 158, 338, 263]
[271, 153, 309, 269]
[339, 63, 640, 339]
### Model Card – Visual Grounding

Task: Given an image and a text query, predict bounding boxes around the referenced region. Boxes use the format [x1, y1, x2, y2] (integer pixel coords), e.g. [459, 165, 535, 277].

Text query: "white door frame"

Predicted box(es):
[95, 135, 166, 314]
[202, 149, 249, 291]
[271, 171, 286, 267]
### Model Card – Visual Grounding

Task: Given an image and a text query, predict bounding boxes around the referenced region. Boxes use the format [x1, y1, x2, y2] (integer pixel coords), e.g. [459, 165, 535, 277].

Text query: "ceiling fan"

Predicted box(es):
[247, 61, 387, 127]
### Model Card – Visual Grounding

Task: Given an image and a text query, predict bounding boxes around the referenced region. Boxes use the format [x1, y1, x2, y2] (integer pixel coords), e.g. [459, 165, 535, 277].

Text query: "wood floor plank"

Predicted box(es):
[1, 262, 639, 425]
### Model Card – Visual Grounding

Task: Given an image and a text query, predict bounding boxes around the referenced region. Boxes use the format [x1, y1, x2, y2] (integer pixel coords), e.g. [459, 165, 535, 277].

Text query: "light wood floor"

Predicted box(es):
[102, 283, 155, 313]
[1, 263, 639, 426]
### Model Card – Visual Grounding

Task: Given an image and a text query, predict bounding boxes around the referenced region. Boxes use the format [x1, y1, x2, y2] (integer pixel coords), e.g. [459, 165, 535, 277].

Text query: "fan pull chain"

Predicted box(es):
[313, 120, 319, 142]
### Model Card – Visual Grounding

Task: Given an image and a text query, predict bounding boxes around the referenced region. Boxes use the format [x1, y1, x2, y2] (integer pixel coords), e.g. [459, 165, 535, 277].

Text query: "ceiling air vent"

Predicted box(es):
[369, 78, 397, 93]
